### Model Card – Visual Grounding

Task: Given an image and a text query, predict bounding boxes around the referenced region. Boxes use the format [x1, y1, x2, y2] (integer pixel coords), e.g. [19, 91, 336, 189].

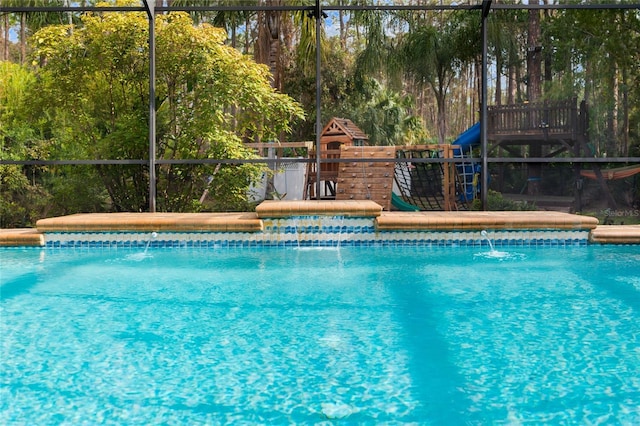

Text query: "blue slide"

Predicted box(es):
[391, 123, 481, 211]
[452, 123, 481, 203]
[452, 122, 481, 155]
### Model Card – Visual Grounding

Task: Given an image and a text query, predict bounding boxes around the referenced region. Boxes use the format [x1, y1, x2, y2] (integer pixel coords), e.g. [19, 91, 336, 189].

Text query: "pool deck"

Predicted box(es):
[1, 200, 639, 246]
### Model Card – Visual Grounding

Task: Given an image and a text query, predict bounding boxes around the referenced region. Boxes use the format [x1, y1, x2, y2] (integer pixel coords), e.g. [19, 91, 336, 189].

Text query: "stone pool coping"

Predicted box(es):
[1, 200, 639, 246]
[589, 225, 640, 244]
[0, 228, 45, 247]
[374, 211, 599, 231]
[35, 212, 263, 233]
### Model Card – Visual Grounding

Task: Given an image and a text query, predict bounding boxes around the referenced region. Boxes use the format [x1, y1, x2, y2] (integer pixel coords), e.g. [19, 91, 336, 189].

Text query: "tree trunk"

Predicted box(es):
[508, 63, 516, 104]
[20, 13, 26, 65]
[469, 64, 476, 125]
[231, 25, 236, 49]
[256, 0, 283, 92]
[619, 12, 629, 157]
[526, 10, 542, 102]
[494, 37, 502, 106]
[543, 9, 553, 85]
[339, 2, 347, 50]
[3, 14, 9, 61]
[255, 0, 284, 199]
[608, 61, 619, 156]
[474, 59, 481, 120]
[621, 61, 629, 156]
[245, 15, 251, 54]
[436, 89, 447, 145]
[526, 8, 542, 196]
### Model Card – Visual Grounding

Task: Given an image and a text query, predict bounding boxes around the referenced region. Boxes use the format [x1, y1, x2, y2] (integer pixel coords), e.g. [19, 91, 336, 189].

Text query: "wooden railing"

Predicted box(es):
[487, 98, 579, 141]
[245, 141, 313, 157]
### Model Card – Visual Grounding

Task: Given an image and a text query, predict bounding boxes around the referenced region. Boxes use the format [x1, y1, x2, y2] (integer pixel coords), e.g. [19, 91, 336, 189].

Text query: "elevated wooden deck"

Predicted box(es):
[487, 98, 584, 149]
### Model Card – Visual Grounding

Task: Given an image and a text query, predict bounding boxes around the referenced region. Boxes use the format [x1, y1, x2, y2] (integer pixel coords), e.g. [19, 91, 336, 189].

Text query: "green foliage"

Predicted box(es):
[0, 61, 54, 227]
[26, 9, 304, 213]
[543, 9, 640, 156]
[393, 11, 481, 144]
[284, 37, 358, 140]
[45, 165, 110, 214]
[350, 78, 428, 146]
[471, 190, 537, 211]
[284, 36, 428, 146]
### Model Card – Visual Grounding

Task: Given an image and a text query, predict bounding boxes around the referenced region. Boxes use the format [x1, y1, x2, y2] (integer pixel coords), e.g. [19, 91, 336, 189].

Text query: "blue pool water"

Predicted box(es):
[1, 245, 639, 424]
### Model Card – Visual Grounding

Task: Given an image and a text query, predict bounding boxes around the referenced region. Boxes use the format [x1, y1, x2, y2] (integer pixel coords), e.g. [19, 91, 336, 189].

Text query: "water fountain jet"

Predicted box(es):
[480, 230, 495, 252]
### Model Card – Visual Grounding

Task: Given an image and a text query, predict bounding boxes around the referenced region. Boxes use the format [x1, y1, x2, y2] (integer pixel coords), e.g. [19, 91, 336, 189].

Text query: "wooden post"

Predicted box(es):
[442, 145, 457, 211]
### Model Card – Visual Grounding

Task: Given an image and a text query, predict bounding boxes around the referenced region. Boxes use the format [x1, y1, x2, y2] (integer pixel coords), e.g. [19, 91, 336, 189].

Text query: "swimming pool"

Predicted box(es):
[1, 245, 639, 424]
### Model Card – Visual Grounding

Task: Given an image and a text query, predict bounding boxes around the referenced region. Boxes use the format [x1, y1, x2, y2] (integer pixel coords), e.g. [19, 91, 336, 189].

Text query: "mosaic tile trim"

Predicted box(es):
[44, 216, 592, 248]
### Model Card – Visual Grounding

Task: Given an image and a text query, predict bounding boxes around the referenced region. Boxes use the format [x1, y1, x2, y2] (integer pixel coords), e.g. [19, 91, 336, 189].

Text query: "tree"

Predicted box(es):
[2, 0, 69, 64]
[489, 10, 526, 106]
[30, 9, 304, 212]
[395, 12, 481, 144]
[170, 0, 256, 52]
[525, 7, 543, 195]
[352, 78, 427, 146]
[545, 8, 640, 157]
[0, 62, 55, 226]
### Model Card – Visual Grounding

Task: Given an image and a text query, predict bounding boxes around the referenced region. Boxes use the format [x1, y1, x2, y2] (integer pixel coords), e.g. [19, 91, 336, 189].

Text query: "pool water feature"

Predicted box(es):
[126, 231, 158, 261]
[481, 229, 495, 251]
[476, 229, 523, 261]
[1, 245, 639, 424]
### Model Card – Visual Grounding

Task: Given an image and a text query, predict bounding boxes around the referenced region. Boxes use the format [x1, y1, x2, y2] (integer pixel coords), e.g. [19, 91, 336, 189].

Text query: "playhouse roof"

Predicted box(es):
[320, 118, 368, 142]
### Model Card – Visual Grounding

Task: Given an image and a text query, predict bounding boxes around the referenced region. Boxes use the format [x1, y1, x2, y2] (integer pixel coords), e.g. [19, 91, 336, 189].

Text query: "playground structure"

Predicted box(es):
[304, 118, 369, 200]
[487, 98, 638, 211]
[487, 98, 583, 152]
[487, 98, 585, 198]
[393, 124, 481, 211]
[296, 99, 637, 211]
[335, 146, 396, 211]
[303, 120, 480, 211]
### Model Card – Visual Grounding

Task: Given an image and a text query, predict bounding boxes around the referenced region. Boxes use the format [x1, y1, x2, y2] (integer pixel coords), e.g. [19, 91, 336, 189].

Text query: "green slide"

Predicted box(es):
[391, 192, 420, 211]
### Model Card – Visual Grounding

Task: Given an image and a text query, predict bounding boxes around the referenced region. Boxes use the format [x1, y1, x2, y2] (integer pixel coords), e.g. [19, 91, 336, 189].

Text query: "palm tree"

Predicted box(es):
[395, 12, 480, 144]
[351, 8, 390, 88]
[355, 79, 426, 146]
[169, 0, 319, 93]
